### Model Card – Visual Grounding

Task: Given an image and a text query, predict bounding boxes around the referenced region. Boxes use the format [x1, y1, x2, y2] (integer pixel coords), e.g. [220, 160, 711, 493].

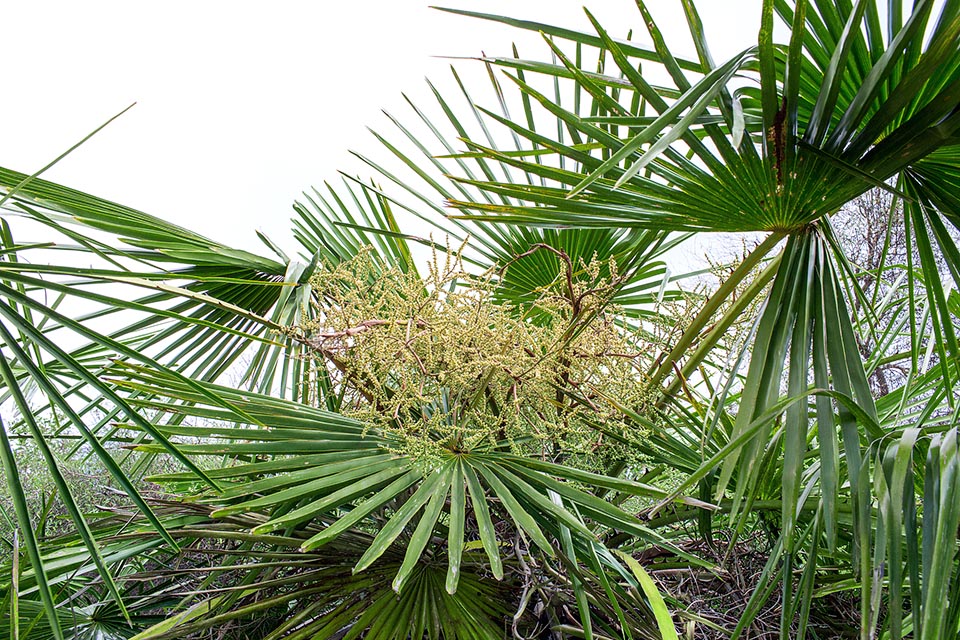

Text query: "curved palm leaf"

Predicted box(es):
[106, 363, 701, 594]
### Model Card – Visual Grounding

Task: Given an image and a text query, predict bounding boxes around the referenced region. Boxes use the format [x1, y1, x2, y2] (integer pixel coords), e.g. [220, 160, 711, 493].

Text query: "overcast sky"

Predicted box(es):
[2, 1, 762, 256]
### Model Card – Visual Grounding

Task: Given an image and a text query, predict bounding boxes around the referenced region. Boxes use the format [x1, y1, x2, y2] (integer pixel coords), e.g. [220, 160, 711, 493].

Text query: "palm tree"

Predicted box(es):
[1, 1, 959, 638]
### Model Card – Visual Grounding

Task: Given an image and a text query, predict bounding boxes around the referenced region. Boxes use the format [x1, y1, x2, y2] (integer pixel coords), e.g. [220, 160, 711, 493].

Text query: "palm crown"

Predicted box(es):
[1, 1, 959, 639]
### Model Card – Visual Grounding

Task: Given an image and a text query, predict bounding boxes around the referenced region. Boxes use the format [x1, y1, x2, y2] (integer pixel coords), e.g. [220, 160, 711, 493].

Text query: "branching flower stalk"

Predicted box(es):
[283, 245, 659, 473]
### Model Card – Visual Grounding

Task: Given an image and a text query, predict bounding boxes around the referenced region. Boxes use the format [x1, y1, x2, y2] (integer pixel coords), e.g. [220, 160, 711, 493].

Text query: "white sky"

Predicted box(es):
[2, 1, 762, 257]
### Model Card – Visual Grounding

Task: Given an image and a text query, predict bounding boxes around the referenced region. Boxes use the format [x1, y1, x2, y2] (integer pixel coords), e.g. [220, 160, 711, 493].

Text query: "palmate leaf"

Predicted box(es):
[112, 363, 700, 596]
[697, 227, 883, 624]
[442, 2, 960, 235]
[0, 173, 317, 429]
[281, 18, 695, 323]
[0, 534, 176, 640]
[0, 415, 62, 640]
[0, 167, 325, 400]
[292, 121, 686, 325]
[0, 168, 283, 272]
[129, 552, 510, 640]
[625, 225, 897, 635]
[0, 500, 511, 640]
[867, 422, 960, 640]
[0, 168, 322, 634]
